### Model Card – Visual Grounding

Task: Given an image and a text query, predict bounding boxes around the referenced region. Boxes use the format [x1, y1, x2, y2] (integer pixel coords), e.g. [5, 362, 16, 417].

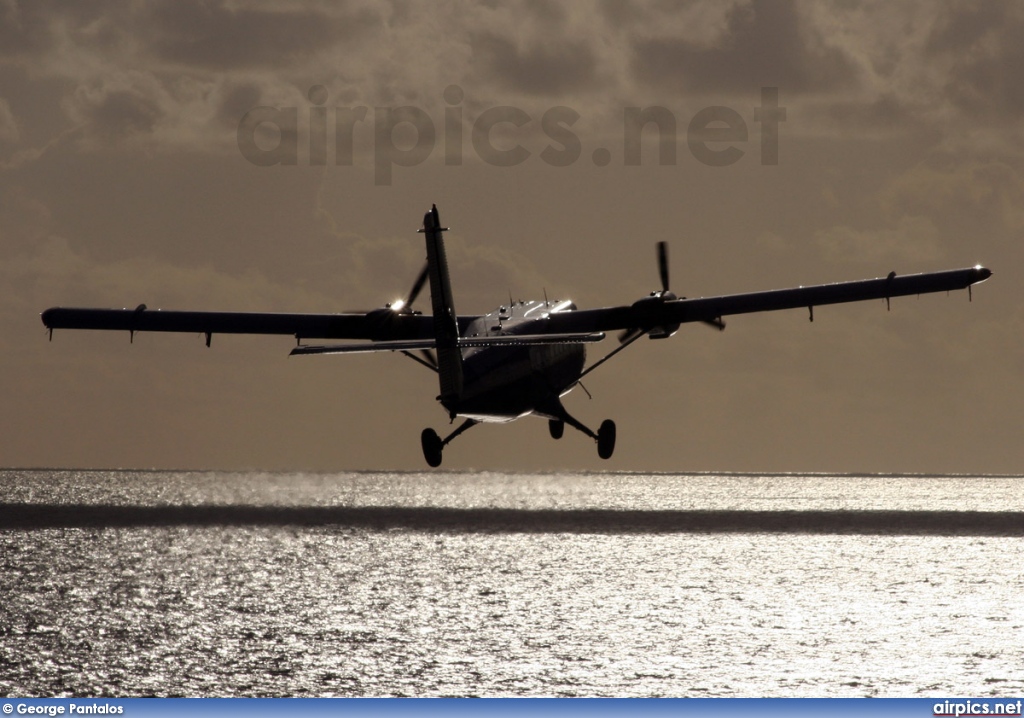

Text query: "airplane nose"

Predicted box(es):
[973, 265, 993, 282]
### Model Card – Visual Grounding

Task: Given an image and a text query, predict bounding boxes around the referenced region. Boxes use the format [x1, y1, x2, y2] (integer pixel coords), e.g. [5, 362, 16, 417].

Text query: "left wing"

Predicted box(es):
[41, 306, 446, 344]
[40, 305, 604, 352]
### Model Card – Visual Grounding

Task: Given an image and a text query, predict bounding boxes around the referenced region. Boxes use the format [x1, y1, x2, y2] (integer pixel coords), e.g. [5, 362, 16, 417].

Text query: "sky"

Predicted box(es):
[1, 0, 1021, 473]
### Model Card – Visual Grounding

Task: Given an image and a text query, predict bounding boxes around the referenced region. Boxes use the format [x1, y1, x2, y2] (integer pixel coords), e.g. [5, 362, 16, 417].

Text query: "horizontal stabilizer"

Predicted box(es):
[460, 332, 605, 347]
[290, 332, 605, 357]
[291, 339, 437, 356]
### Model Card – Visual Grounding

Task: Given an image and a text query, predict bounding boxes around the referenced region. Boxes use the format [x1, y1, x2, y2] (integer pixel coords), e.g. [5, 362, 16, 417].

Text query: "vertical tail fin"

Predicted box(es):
[418, 204, 463, 414]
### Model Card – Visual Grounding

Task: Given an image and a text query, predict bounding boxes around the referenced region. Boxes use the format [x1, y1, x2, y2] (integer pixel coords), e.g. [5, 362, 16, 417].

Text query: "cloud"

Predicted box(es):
[0, 96, 18, 141]
[630, 0, 860, 96]
[926, 1, 1024, 120]
[801, 94, 929, 139]
[4, 0, 1021, 163]
[143, 0, 382, 71]
[883, 159, 1024, 233]
[468, 32, 601, 97]
[67, 76, 163, 144]
[815, 215, 943, 265]
[0, 0, 57, 61]
[0, 1, 387, 157]
[813, 157, 1024, 266]
[5, 233, 334, 318]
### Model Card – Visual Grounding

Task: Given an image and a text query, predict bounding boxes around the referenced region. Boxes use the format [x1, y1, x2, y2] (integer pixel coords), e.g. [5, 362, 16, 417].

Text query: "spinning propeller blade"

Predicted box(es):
[385, 263, 429, 314]
[406, 264, 429, 308]
[617, 327, 645, 344]
[658, 241, 669, 295]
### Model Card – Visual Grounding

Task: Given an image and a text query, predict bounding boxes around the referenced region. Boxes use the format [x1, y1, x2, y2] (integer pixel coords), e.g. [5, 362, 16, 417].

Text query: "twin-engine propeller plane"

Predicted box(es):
[42, 205, 991, 466]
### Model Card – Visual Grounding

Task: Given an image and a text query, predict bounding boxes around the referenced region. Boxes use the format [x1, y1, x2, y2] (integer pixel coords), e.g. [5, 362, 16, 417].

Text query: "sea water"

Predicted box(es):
[1, 470, 1022, 696]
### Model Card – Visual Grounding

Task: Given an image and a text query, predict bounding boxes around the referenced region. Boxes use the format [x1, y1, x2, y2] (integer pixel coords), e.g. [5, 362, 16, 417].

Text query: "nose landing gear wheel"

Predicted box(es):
[597, 419, 616, 460]
[548, 419, 564, 440]
[421, 428, 443, 467]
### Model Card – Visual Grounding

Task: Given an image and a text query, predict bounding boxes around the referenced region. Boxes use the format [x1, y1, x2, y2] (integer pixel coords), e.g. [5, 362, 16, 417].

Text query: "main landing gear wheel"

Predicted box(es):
[597, 419, 616, 460]
[548, 419, 564, 440]
[421, 428, 443, 467]
[420, 419, 478, 467]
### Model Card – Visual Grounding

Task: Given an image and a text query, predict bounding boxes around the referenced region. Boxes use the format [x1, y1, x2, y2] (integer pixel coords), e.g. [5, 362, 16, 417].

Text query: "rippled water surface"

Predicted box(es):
[1, 470, 1022, 696]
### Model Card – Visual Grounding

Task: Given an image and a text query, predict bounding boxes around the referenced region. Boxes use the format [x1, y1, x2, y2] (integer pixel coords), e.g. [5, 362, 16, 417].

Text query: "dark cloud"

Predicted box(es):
[926, 2, 1009, 54]
[143, 0, 382, 71]
[0, 0, 137, 61]
[217, 83, 263, 128]
[927, 3, 1024, 119]
[0, 0, 58, 60]
[70, 85, 163, 143]
[469, 31, 600, 96]
[807, 94, 928, 137]
[597, 0, 634, 29]
[0, 97, 18, 142]
[520, 0, 567, 26]
[631, 0, 859, 95]
[0, 0, 381, 73]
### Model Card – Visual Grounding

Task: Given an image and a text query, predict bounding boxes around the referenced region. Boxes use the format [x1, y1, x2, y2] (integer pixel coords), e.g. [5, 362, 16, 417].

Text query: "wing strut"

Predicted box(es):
[577, 327, 647, 382]
[401, 350, 439, 373]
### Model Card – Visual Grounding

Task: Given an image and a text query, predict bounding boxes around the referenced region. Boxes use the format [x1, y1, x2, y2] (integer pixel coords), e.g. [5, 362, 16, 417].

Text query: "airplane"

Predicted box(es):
[42, 204, 992, 467]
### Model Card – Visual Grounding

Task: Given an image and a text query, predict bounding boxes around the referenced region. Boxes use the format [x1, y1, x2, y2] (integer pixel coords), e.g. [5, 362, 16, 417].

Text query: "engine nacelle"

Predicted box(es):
[630, 291, 679, 340]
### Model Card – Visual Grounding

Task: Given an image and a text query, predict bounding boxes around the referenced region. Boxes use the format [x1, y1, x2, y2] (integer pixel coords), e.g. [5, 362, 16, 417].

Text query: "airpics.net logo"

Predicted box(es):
[236, 85, 786, 186]
[934, 701, 1024, 717]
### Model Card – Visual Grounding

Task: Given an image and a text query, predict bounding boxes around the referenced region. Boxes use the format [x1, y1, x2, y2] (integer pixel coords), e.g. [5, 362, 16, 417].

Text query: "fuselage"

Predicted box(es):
[448, 299, 585, 423]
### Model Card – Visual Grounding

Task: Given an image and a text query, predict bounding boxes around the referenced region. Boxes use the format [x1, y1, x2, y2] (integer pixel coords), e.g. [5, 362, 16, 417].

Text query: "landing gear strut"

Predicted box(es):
[542, 400, 616, 460]
[421, 418, 478, 467]
[421, 406, 615, 466]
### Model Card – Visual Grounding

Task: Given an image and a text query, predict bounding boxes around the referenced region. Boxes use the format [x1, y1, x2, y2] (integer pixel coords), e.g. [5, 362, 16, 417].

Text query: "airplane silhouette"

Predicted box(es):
[42, 205, 992, 466]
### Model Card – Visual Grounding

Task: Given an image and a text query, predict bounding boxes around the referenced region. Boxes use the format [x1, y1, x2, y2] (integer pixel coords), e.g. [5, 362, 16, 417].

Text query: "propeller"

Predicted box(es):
[618, 243, 671, 343]
[357, 262, 430, 334]
[617, 326, 645, 345]
[657, 241, 669, 295]
[300, 261, 439, 369]
[388, 263, 429, 314]
[618, 241, 724, 343]
[406, 263, 429, 307]
[389, 262, 437, 369]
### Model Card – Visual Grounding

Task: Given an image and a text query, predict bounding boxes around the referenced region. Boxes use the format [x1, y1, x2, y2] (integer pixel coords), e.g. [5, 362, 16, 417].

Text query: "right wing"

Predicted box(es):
[542, 266, 993, 336]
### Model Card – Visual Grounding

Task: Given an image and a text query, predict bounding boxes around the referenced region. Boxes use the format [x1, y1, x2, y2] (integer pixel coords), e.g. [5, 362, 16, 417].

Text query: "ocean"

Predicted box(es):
[1, 469, 1022, 697]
